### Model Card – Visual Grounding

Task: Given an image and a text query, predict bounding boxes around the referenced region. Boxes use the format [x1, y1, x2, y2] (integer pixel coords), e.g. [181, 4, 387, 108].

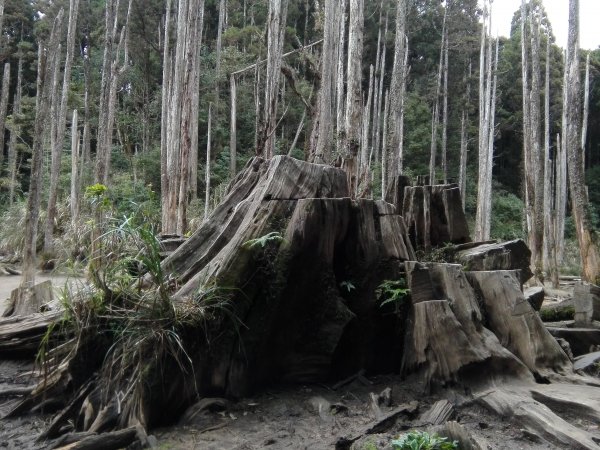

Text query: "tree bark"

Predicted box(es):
[388, 0, 408, 178]
[459, 61, 471, 210]
[204, 103, 212, 220]
[581, 53, 590, 167]
[44, 0, 80, 254]
[308, 0, 341, 163]
[343, 0, 364, 195]
[22, 11, 64, 286]
[529, 14, 544, 276]
[0, 62, 10, 168]
[70, 110, 81, 225]
[7, 52, 22, 205]
[440, 19, 449, 184]
[256, 0, 288, 158]
[429, 7, 447, 185]
[565, 0, 600, 283]
[542, 36, 556, 284]
[229, 74, 237, 177]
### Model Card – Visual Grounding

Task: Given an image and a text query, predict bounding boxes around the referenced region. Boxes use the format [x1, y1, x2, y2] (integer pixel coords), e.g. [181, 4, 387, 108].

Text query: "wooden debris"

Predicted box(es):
[573, 282, 600, 325]
[52, 426, 141, 450]
[456, 239, 533, 283]
[524, 286, 545, 311]
[3, 280, 53, 317]
[179, 398, 229, 425]
[441, 421, 483, 450]
[334, 401, 419, 449]
[546, 326, 600, 357]
[417, 399, 455, 425]
[0, 310, 63, 356]
[467, 270, 572, 379]
[573, 351, 600, 372]
[0, 385, 33, 398]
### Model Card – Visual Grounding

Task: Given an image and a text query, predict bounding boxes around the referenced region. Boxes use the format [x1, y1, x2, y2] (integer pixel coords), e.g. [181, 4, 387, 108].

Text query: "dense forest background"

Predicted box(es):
[0, 0, 598, 275]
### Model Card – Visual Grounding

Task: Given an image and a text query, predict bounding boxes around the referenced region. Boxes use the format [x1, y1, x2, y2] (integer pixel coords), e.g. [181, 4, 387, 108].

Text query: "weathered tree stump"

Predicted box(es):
[402, 183, 470, 251]
[456, 239, 533, 283]
[573, 282, 600, 325]
[3, 279, 53, 317]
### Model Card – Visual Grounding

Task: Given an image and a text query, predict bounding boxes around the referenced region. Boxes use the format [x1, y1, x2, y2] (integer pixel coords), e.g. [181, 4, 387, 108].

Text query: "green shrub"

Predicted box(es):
[391, 431, 459, 450]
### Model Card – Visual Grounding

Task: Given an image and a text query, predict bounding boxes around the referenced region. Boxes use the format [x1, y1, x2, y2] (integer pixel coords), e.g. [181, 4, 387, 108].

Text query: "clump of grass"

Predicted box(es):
[391, 430, 458, 450]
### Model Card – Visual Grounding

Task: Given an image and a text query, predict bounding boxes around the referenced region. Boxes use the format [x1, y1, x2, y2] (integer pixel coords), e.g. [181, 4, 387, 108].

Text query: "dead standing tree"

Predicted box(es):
[564, 0, 600, 282]
[44, 0, 80, 254]
[161, 0, 205, 235]
[256, 0, 288, 159]
[21, 11, 64, 293]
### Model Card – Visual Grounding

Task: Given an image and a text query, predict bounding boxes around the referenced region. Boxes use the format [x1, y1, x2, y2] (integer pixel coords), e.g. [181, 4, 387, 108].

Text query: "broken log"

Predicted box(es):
[52, 426, 141, 450]
[524, 286, 545, 311]
[573, 282, 600, 325]
[402, 262, 533, 388]
[467, 270, 572, 379]
[2, 280, 54, 317]
[456, 239, 533, 283]
[417, 399, 455, 425]
[0, 310, 63, 356]
[402, 183, 470, 250]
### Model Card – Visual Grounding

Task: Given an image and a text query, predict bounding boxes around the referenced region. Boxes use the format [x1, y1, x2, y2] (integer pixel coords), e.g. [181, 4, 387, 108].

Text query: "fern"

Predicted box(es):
[243, 231, 284, 249]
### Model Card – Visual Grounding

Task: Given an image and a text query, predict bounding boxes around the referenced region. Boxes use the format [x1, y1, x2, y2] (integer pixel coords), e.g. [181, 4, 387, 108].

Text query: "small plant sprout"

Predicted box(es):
[243, 231, 284, 249]
[340, 280, 356, 293]
[391, 430, 459, 450]
[376, 279, 410, 308]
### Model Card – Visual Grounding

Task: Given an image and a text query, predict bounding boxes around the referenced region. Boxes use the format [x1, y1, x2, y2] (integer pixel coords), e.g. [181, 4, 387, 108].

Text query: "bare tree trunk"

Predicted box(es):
[229, 74, 237, 176]
[565, 0, 600, 282]
[459, 61, 471, 210]
[557, 49, 569, 264]
[483, 39, 498, 238]
[475, 10, 493, 242]
[7, 52, 23, 205]
[162, 0, 205, 235]
[335, 0, 347, 157]
[22, 11, 64, 286]
[309, 0, 341, 162]
[429, 6, 447, 184]
[581, 53, 590, 167]
[70, 110, 80, 225]
[160, 0, 173, 231]
[343, 0, 364, 195]
[440, 20, 449, 183]
[555, 132, 566, 270]
[360, 64, 374, 180]
[380, 91, 389, 200]
[288, 108, 305, 155]
[44, 0, 80, 254]
[542, 36, 555, 282]
[388, 0, 407, 177]
[204, 102, 212, 220]
[257, 0, 288, 158]
[0, 63, 10, 168]
[95, 0, 132, 185]
[529, 14, 544, 276]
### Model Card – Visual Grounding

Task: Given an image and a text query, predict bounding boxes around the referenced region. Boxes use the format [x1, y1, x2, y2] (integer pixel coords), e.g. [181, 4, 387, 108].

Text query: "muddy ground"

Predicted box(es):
[0, 275, 596, 449]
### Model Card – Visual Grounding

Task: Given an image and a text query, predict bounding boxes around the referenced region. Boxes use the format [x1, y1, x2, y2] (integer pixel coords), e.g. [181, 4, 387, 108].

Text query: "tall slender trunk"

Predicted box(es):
[204, 102, 212, 220]
[459, 61, 471, 210]
[581, 53, 590, 167]
[309, 0, 341, 162]
[70, 110, 81, 225]
[7, 52, 23, 205]
[343, 0, 364, 195]
[229, 74, 237, 176]
[557, 49, 569, 263]
[542, 36, 555, 280]
[22, 11, 64, 286]
[44, 0, 80, 253]
[335, 0, 347, 156]
[257, 0, 288, 158]
[429, 6, 447, 184]
[381, 91, 390, 200]
[0, 63, 10, 168]
[529, 14, 544, 275]
[565, 0, 600, 282]
[440, 18, 449, 183]
[160, 0, 173, 231]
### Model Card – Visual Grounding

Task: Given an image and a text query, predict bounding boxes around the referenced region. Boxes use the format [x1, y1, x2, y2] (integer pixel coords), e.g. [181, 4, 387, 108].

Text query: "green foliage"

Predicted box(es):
[243, 231, 285, 250]
[490, 187, 525, 241]
[539, 306, 575, 322]
[339, 280, 356, 293]
[391, 431, 459, 450]
[376, 279, 410, 308]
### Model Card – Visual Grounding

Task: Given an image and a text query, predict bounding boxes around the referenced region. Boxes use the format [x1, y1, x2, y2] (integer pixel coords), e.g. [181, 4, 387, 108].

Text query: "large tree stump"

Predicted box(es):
[467, 270, 571, 380]
[3, 280, 53, 317]
[456, 239, 533, 283]
[402, 262, 532, 389]
[402, 183, 470, 251]
[573, 282, 600, 325]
